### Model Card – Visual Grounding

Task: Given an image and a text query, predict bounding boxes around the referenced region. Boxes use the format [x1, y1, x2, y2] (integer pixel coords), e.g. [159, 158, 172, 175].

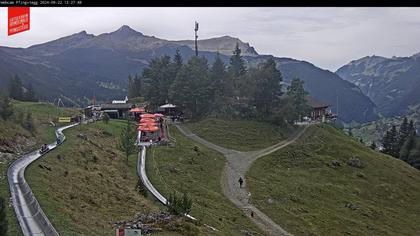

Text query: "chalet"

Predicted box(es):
[101, 103, 134, 119]
[112, 96, 129, 104]
[305, 96, 332, 122]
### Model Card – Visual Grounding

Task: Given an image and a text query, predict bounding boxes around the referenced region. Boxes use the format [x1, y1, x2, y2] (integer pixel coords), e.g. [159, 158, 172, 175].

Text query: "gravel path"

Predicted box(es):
[176, 124, 308, 236]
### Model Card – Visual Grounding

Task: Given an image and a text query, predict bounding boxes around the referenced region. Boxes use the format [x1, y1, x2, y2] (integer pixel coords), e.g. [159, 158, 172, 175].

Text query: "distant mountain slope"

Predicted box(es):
[173, 35, 259, 57]
[247, 56, 378, 123]
[336, 53, 420, 117]
[0, 25, 377, 123]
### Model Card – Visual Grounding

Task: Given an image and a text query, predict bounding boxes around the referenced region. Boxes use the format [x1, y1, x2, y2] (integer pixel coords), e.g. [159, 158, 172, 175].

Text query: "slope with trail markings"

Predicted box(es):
[176, 123, 308, 236]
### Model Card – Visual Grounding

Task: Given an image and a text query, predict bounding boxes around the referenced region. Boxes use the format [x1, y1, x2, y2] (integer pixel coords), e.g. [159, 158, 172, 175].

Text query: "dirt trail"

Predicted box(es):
[176, 124, 308, 236]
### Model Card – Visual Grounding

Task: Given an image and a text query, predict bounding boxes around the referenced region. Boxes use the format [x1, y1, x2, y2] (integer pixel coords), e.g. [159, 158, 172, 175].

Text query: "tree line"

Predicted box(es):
[7, 75, 38, 102]
[128, 44, 310, 125]
[0, 86, 36, 135]
[381, 117, 420, 169]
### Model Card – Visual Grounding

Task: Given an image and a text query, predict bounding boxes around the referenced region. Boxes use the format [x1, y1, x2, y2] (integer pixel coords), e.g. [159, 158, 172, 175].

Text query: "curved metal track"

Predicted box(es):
[8, 123, 78, 236]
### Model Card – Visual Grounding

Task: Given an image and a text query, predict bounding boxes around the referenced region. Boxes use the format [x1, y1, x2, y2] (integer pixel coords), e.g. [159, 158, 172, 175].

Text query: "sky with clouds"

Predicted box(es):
[0, 7, 420, 71]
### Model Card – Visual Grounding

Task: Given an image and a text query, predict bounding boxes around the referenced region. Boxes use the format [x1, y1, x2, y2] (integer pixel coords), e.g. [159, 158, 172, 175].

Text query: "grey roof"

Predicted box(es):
[101, 103, 133, 110]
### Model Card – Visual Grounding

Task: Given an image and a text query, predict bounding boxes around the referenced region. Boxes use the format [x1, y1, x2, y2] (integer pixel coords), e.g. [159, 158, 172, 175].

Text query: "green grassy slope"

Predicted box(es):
[25, 120, 162, 235]
[247, 124, 420, 236]
[0, 101, 80, 236]
[185, 118, 293, 151]
[146, 126, 264, 235]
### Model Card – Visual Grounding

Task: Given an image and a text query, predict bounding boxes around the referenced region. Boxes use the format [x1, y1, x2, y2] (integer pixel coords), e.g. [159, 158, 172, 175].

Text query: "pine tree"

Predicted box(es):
[117, 119, 137, 163]
[400, 135, 416, 161]
[25, 82, 37, 102]
[398, 117, 410, 149]
[128, 75, 135, 98]
[382, 130, 392, 155]
[23, 112, 35, 134]
[0, 94, 14, 120]
[9, 75, 24, 100]
[209, 53, 230, 113]
[228, 42, 246, 78]
[370, 141, 377, 150]
[382, 125, 399, 157]
[169, 56, 212, 120]
[408, 120, 417, 136]
[252, 57, 283, 116]
[143, 56, 176, 107]
[136, 178, 148, 197]
[211, 53, 228, 96]
[287, 78, 310, 121]
[0, 196, 7, 236]
[173, 48, 183, 75]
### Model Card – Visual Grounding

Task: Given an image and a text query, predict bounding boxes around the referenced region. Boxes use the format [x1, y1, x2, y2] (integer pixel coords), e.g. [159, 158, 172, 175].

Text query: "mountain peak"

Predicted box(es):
[113, 25, 143, 37]
[412, 52, 420, 58]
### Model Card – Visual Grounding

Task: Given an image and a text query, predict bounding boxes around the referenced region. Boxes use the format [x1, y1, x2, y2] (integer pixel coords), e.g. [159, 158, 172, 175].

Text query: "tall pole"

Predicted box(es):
[194, 21, 199, 56]
[336, 94, 339, 118]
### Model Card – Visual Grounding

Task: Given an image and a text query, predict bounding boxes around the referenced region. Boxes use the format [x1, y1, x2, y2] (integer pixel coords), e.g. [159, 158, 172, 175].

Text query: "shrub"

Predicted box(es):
[136, 179, 148, 197]
[166, 191, 192, 216]
[102, 113, 110, 124]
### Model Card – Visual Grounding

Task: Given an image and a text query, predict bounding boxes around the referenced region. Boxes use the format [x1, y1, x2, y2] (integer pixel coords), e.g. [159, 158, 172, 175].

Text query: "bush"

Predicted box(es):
[23, 112, 35, 134]
[136, 178, 148, 197]
[102, 113, 110, 124]
[166, 191, 192, 216]
[347, 157, 363, 168]
[0, 94, 14, 120]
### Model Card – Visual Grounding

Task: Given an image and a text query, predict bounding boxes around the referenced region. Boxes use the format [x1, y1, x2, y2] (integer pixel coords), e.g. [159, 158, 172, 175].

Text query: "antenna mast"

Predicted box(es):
[194, 21, 199, 56]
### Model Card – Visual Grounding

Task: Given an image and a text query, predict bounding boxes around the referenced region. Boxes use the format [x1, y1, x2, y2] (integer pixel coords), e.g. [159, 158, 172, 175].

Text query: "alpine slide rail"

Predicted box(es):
[7, 123, 78, 236]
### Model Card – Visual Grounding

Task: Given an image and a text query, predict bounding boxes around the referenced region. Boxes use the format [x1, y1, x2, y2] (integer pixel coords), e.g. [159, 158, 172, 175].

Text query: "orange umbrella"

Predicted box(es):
[139, 118, 156, 123]
[138, 122, 158, 126]
[154, 113, 164, 117]
[140, 114, 156, 118]
[138, 126, 151, 131]
[149, 126, 159, 132]
[138, 124, 159, 132]
[130, 107, 145, 113]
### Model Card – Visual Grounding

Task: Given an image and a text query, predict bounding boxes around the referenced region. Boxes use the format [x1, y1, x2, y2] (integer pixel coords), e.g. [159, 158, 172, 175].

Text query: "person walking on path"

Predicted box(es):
[248, 191, 252, 204]
[238, 177, 244, 188]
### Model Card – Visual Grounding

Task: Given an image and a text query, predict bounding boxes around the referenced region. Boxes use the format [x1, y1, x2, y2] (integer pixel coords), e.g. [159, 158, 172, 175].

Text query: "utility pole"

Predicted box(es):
[336, 94, 339, 118]
[194, 21, 199, 56]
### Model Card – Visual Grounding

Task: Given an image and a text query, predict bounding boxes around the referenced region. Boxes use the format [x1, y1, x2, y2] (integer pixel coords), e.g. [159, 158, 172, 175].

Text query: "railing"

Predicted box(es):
[8, 123, 77, 236]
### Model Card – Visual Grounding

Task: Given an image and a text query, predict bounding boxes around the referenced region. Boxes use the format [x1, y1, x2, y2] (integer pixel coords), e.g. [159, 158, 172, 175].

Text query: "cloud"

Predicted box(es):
[1, 7, 420, 71]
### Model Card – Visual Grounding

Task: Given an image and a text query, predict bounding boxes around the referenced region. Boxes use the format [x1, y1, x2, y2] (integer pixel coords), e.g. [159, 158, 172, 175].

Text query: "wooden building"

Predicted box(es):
[305, 96, 330, 121]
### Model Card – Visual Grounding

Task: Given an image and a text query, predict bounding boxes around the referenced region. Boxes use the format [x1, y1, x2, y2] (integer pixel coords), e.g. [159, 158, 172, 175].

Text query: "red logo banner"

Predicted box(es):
[8, 7, 30, 36]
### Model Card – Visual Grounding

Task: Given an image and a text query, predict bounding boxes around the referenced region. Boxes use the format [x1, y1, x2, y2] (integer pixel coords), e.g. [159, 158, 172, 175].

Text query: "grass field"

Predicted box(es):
[146, 126, 265, 235]
[0, 101, 80, 236]
[185, 118, 293, 151]
[247, 124, 420, 236]
[25, 120, 165, 235]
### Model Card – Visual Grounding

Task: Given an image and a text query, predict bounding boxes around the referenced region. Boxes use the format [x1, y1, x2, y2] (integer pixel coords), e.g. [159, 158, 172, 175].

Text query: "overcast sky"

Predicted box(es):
[1, 7, 420, 71]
